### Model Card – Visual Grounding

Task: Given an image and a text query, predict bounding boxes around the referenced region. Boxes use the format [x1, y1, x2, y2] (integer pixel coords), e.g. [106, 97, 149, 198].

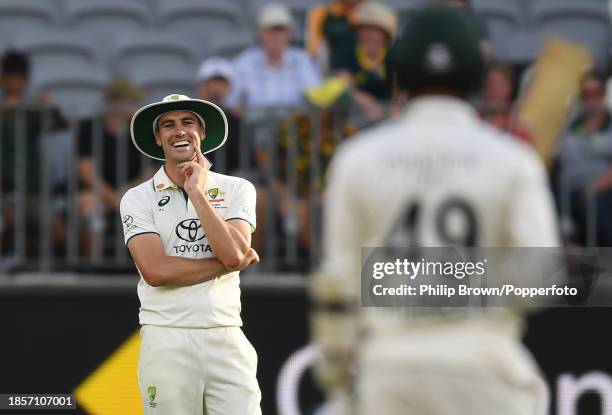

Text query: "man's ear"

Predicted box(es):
[154, 132, 161, 147]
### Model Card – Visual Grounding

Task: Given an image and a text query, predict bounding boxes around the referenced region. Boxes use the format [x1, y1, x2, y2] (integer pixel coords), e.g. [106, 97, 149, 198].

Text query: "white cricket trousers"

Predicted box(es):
[356, 322, 549, 415]
[138, 325, 262, 415]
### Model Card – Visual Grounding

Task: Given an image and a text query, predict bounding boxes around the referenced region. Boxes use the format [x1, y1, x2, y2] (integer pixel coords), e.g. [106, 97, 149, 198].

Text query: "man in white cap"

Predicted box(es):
[120, 94, 261, 414]
[195, 57, 242, 174]
[233, 2, 321, 111]
[195, 57, 236, 108]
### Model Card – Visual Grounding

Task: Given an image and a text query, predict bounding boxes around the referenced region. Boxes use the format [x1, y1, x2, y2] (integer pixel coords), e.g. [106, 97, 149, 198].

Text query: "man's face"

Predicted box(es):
[482, 69, 512, 104]
[154, 110, 205, 163]
[357, 26, 388, 53]
[1, 73, 28, 97]
[581, 77, 605, 113]
[259, 26, 291, 57]
[196, 77, 231, 103]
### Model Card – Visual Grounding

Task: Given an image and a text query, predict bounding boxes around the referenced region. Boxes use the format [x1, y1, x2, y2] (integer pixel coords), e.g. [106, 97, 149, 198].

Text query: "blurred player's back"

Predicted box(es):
[328, 96, 558, 251]
[312, 6, 559, 415]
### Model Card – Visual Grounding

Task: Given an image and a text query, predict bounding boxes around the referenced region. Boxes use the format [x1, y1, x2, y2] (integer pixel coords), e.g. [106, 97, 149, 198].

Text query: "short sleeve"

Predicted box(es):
[225, 180, 257, 232]
[120, 187, 159, 245]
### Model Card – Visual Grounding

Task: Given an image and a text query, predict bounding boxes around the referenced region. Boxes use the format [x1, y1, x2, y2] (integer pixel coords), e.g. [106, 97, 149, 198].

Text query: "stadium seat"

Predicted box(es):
[63, 0, 153, 45]
[495, 30, 542, 64]
[129, 66, 196, 102]
[209, 31, 254, 60]
[31, 63, 110, 119]
[157, 0, 244, 42]
[0, 0, 58, 43]
[473, 0, 525, 37]
[12, 31, 99, 71]
[472, 0, 524, 52]
[111, 31, 197, 78]
[531, 0, 610, 67]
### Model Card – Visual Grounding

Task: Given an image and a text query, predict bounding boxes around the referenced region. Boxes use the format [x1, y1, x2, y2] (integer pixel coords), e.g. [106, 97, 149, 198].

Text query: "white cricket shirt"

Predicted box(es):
[120, 166, 256, 328]
[318, 96, 560, 336]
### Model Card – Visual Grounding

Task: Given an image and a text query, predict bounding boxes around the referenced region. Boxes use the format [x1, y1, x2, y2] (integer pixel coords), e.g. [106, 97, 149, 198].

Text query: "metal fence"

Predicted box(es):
[0, 103, 372, 274]
[0, 102, 606, 274]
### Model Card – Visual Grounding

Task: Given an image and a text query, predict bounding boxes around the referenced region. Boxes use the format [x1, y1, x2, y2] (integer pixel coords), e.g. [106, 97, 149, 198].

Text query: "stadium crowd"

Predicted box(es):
[0, 0, 611, 272]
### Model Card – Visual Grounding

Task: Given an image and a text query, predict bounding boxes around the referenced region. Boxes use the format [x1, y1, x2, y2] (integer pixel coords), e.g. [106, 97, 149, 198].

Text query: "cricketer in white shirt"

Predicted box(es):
[121, 167, 256, 328]
[121, 94, 261, 415]
[312, 96, 560, 415]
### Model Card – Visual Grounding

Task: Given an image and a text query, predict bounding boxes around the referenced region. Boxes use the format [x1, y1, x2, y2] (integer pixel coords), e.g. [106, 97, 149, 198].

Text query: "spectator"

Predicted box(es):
[342, 1, 396, 120]
[349, 2, 396, 99]
[76, 78, 152, 256]
[195, 57, 243, 174]
[479, 61, 531, 141]
[306, 0, 363, 71]
[0, 50, 68, 257]
[233, 3, 322, 112]
[556, 71, 612, 245]
[254, 108, 356, 270]
[305, 2, 396, 122]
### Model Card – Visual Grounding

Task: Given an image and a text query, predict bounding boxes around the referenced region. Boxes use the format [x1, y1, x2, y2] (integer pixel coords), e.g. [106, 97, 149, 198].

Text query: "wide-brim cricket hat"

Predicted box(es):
[353, 2, 398, 39]
[130, 93, 228, 161]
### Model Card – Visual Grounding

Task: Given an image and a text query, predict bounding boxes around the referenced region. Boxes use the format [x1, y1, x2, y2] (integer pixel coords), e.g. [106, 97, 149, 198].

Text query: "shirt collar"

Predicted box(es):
[152, 165, 219, 193]
[258, 47, 288, 68]
[153, 166, 178, 191]
[401, 95, 478, 125]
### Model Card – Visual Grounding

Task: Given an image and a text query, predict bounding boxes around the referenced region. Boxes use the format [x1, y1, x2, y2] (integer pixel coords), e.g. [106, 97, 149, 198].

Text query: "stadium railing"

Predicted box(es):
[0, 102, 601, 275]
[0, 103, 373, 274]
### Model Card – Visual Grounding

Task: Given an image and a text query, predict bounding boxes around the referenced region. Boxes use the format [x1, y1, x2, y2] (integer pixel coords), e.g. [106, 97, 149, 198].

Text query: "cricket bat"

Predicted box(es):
[516, 36, 593, 168]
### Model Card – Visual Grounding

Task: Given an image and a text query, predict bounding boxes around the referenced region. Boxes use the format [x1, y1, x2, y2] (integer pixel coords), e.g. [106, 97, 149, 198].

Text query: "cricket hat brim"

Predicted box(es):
[130, 94, 228, 161]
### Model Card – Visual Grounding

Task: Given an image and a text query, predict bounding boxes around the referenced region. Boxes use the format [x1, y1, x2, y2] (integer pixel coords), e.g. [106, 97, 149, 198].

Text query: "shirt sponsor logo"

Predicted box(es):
[122, 214, 138, 233]
[173, 244, 213, 254]
[158, 195, 170, 207]
[207, 188, 226, 203]
[175, 219, 205, 242]
[208, 188, 219, 199]
[148, 386, 157, 408]
[173, 219, 214, 254]
[122, 215, 133, 228]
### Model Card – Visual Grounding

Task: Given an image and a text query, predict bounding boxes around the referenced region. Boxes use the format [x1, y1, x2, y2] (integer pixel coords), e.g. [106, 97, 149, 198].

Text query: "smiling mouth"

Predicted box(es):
[172, 140, 190, 148]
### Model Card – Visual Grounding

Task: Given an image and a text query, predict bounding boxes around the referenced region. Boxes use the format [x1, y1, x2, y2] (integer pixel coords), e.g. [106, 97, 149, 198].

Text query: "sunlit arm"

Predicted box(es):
[127, 233, 227, 287]
[188, 189, 252, 271]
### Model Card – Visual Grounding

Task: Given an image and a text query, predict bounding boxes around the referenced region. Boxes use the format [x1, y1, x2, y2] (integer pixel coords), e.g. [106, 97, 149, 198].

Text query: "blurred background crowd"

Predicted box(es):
[1, 0, 611, 274]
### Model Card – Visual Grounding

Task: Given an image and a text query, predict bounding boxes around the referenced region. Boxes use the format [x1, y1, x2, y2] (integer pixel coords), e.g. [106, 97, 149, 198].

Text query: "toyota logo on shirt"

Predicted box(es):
[175, 219, 205, 242]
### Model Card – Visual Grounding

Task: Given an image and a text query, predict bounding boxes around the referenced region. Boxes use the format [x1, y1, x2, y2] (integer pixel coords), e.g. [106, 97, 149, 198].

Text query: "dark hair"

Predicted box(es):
[1, 50, 30, 77]
[581, 70, 605, 88]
